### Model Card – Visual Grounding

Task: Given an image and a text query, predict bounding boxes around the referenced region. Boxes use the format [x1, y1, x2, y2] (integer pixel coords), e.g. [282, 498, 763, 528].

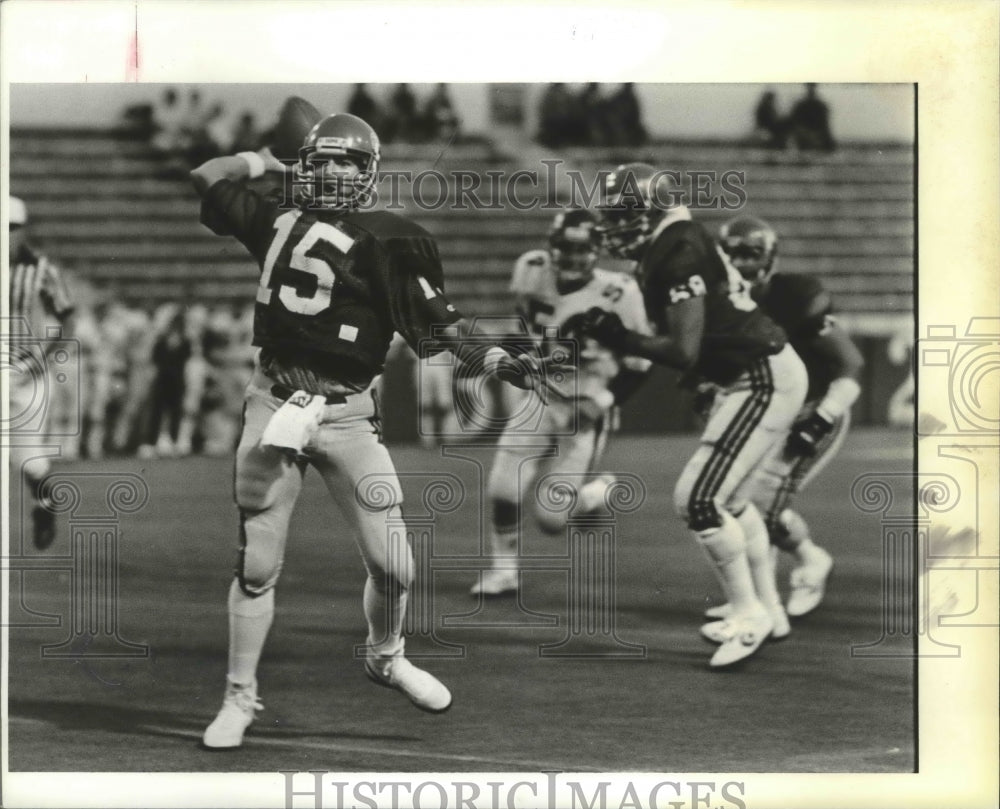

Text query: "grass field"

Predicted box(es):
[6, 428, 915, 774]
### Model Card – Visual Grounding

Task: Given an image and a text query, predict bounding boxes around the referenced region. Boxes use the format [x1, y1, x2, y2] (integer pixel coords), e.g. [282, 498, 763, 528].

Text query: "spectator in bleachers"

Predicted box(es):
[189, 102, 229, 166]
[119, 101, 155, 140]
[347, 84, 381, 132]
[536, 83, 579, 148]
[383, 83, 421, 143]
[229, 111, 261, 154]
[578, 83, 609, 146]
[788, 83, 836, 152]
[181, 89, 206, 146]
[751, 89, 787, 149]
[151, 87, 186, 159]
[422, 83, 461, 142]
[604, 83, 648, 147]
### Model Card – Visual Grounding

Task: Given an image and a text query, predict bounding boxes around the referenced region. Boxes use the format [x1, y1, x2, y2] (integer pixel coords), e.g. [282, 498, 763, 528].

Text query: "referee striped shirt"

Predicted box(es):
[9, 246, 74, 335]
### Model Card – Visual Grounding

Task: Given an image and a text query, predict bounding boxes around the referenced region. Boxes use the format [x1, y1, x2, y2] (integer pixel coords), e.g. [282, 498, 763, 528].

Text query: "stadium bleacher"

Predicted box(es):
[10, 127, 913, 325]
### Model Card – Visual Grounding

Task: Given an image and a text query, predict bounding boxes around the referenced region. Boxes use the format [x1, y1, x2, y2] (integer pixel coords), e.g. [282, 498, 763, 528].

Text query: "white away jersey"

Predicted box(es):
[510, 249, 652, 398]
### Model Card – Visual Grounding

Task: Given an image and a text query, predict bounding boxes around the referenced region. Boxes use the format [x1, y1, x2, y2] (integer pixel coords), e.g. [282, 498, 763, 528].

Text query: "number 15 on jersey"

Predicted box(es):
[257, 210, 355, 316]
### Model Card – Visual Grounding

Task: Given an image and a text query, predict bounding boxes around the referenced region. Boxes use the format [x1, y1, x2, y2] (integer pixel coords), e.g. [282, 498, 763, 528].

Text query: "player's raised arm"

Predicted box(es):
[190, 146, 287, 196]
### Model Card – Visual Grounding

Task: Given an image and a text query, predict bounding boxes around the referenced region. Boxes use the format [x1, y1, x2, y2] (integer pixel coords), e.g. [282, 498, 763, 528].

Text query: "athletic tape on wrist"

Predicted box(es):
[817, 376, 861, 421]
[237, 151, 266, 179]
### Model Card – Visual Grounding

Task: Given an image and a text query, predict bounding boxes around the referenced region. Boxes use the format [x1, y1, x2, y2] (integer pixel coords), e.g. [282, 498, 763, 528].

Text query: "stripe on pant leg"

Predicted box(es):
[688, 359, 774, 529]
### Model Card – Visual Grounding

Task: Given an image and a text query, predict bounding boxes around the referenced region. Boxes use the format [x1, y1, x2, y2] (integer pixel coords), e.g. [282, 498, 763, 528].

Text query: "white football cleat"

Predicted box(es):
[786, 548, 834, 617]
[766, 600, 791, 640]
[578, 474, 616, 513]
[709, 609, 774, 669]
[703, 602, 733, 620]
[700, 618, 733, 644]
[365, 653, 452, 713]
[202, 679, 262, 749]
[702, 600, 789, 644]
[469, 568, 518, 598]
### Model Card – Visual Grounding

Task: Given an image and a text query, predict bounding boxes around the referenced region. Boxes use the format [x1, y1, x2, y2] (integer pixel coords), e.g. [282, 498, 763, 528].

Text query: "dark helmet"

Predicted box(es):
[718, 216, 778, 284]
[595, 163, 678, 260]
[548, 208, 600, 285]
[296, 113, 381, 209]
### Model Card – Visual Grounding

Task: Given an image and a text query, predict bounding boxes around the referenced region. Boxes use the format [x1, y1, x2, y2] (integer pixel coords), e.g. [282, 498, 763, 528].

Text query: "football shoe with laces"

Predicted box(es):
[364, 652, 452, 713]
[708, 609, 774, 669]
[469, 568, 518, 598]
[202, 680, 262, 749]
[786, 548, 834, 617]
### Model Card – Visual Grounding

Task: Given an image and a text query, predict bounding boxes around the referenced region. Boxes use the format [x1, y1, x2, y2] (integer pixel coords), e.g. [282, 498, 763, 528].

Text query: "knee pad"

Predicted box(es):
[19, 455, 52, 487]
[236, 510, 284, 596]
[674, 478, 722, 532]
[685, 500, 723, 532]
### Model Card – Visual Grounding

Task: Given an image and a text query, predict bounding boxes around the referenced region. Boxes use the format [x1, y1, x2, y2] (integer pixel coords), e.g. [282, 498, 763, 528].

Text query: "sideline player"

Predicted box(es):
[6, 196, 75, 550]
[580, 164, 808, 668]
[701, 216, 863, 624]
[191, 112, 568, 748]
[471, 209, 652, 597]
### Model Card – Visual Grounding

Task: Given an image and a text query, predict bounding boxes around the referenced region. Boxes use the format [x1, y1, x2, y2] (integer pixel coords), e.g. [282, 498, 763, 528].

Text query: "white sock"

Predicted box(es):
[364, 573, 407, 658]
[696, 510, 762, 615]
[737, 503, 782, 608]
[578, 477, 611, 513]
[227, 579, 274, 686]
[780, 508, 825, 566]
[490, 527, 518, 571]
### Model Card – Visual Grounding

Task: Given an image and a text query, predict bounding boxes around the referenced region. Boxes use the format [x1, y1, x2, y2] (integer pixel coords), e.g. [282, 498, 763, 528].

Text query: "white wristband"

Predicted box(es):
[816, 376, 861, 421]
[237, 151, 266, 179]
[484, 347, 509, 376]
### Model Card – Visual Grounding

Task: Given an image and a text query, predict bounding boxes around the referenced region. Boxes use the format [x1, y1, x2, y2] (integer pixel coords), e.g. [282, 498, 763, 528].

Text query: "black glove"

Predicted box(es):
[578, 306, 630, 350]
[786, 412, 834, 457]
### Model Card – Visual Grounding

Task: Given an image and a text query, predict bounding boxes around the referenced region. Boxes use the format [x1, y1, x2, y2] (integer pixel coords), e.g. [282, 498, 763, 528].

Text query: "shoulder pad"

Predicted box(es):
[512, 249, 552, 293]
[768, 272, 830, 317]
[593, 266, 636, 287]
[516, 249, 551, 270]
[644, 218, 710, 264]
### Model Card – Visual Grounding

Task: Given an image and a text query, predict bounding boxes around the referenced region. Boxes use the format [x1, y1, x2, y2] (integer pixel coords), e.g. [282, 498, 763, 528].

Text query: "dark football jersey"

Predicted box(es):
[639, 219, 786, 384]
[753, 272, 839, 401]
[200, 180, 460, 391]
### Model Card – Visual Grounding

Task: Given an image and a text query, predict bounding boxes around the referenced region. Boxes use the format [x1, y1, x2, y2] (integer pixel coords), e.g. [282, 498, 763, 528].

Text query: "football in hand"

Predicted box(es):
[269, 96, 322, 161]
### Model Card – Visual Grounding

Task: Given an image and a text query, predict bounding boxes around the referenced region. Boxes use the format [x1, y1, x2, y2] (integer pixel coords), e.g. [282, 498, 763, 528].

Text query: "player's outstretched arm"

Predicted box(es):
[439, 317, 574, 404]
[786, 320, 865, 456]
[190, 147, 287, 196]
[578, 296, 704, 371]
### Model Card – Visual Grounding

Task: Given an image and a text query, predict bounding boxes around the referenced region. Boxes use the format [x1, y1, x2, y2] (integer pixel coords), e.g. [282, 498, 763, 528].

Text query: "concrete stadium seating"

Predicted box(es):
[10, 128, 913, 321]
